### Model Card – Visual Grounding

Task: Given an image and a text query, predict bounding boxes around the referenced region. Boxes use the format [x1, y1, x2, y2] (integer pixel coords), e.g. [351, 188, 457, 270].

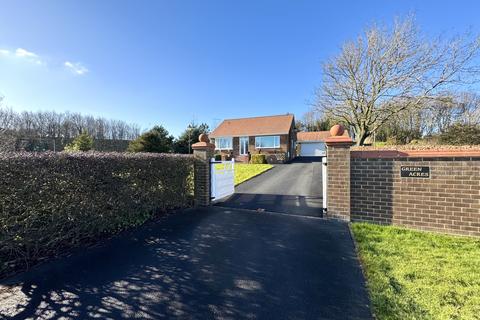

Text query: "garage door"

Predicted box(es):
[299, 142, 326, 156]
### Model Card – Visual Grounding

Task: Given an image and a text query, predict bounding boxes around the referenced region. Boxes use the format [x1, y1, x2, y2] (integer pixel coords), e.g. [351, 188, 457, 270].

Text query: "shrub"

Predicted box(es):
[250, 154, 267, 164]
[214, 154, 222, 161]
[0, 152, 193, 277]
[64, 131, 94, 152]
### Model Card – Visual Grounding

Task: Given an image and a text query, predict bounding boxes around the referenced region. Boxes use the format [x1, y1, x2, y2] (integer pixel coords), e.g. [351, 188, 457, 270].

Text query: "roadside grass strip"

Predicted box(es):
[351, 223, 480, 320]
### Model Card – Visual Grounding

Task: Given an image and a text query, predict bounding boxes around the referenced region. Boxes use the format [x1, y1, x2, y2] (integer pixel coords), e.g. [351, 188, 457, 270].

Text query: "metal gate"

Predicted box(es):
[210, 159, 235, 201]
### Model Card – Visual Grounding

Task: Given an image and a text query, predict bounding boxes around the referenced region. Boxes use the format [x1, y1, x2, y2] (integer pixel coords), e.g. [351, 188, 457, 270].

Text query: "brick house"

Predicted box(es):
[209, 114, 296, 163]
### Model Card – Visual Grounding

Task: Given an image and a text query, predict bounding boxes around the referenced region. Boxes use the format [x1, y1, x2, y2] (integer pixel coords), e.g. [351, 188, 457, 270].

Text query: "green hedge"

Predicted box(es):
[0, 152, 194, 277]
[250, 154, 267, 164]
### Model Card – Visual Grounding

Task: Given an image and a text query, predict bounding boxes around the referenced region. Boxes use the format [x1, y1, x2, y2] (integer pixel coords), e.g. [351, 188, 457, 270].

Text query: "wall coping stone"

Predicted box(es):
[325, 124, 354, 147]
[351, 150, 480, 158]
[192, 134, 215, 150]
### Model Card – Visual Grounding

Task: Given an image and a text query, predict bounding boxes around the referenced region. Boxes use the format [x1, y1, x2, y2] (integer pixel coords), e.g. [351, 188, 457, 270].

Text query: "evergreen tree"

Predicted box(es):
[173, 122, 209, 154]
[64, 131, 94, 152]
[128, 125, 174, 153]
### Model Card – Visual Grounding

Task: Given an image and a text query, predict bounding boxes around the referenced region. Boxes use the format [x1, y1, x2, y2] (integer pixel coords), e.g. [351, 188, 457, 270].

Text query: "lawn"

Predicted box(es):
[351, 223, 480, 320]
[234, 163, 272, 185]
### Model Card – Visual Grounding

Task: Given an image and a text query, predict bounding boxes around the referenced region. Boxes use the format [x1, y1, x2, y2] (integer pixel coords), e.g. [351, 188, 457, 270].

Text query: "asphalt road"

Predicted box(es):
[218, 157, 324, 217]
[0, 207, 371, 320]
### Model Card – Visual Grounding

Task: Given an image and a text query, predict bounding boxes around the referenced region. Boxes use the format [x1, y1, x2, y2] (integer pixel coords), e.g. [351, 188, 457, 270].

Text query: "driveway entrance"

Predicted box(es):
[218, 157, 324, 217]
[0, 206, 371, 320]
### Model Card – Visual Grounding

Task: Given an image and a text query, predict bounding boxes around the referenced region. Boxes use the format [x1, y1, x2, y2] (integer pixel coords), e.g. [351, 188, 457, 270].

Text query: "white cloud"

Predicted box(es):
[64, 61, 89, 75]
[0, 47, 45, 65]
[1, 47, 89, 75]
[15, 48, 38, 58]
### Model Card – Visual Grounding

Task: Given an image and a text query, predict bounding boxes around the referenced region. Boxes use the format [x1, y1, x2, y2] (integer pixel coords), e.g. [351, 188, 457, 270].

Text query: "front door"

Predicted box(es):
[239, 136, 249, 155]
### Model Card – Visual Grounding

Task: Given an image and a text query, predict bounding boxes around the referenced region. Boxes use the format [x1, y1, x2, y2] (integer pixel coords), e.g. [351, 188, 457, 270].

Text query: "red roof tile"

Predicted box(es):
[210, 114, 294, 137]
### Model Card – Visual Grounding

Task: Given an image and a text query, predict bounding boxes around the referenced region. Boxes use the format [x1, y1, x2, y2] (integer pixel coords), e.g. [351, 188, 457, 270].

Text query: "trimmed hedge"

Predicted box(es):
[250, 154, 267, 164]
[0, 152, 194, 277]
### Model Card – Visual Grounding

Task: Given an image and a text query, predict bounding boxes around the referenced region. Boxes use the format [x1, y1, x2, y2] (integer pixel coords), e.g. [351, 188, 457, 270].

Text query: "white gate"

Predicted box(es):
[211, 159, 235, 201]
[322, 156, 327, 213]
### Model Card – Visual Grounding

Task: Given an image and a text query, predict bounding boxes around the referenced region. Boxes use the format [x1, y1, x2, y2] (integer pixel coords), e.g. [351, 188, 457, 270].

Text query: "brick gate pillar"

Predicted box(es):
[192, 134, 215, 206]
[325, 125, 354, 221]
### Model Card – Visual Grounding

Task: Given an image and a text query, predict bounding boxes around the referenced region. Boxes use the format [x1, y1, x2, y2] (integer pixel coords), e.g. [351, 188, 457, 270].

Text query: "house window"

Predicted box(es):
[215, 137, 233, 150]
[255, 136, 280, 148]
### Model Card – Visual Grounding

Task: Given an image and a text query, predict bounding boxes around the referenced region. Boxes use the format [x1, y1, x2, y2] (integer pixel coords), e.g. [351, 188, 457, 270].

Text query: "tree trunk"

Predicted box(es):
[354, 127, 370, 146]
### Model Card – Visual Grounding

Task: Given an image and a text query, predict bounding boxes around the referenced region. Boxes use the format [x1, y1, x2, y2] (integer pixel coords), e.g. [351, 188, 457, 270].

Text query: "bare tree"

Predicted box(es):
[297, 111, 332, 132]
[420, 93, 480, 135]
[0, 97, 14, 134]
[0, 97, 17, 151]
[315, 16, 480, 145]
[424, 96, 458, 134]
[457, 92, 480, 125]
[0, 99, 141, 143]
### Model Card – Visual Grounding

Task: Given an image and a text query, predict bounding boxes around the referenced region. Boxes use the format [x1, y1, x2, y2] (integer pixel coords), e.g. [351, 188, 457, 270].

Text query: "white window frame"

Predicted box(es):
[255, 135, 280, 149]
[239, 136, 249, 155]
[215, 137, 233, 150]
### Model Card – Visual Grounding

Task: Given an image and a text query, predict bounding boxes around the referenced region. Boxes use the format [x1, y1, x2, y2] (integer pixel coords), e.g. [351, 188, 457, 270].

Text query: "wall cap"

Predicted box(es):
[192, 142, 215, 150]
[192, 134, 215, 150]
[351, 149, 480, 158]
[325, 136, 354, 146]
[325, 124, 354, 147]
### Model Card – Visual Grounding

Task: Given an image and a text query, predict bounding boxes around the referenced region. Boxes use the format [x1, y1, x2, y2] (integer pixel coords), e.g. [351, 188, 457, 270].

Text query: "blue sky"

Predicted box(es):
[0, 0, 479, 136]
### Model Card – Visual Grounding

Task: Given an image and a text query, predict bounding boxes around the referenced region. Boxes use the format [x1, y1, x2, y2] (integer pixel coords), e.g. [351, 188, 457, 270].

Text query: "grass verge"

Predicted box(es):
[351, 223, 480, 320]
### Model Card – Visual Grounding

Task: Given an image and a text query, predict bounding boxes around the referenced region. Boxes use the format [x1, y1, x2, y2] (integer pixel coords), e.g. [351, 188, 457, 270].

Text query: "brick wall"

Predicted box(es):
[249, 135, 289, 164]
[215, 135, 291, 164]
[193, 146, 215, 206]
[350, 152, 480, 237]
[326, 146, 351, 220]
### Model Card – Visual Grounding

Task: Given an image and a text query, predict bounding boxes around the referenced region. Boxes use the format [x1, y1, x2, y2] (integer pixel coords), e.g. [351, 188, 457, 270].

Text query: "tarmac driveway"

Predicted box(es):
[0, 206, 371, 320]
[218, 157, 324, 217]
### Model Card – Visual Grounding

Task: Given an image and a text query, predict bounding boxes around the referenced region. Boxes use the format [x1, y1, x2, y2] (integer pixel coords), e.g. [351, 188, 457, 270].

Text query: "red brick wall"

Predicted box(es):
[215, 134, 292, 164]
[327, 146, 351, 221]
[251, 135, 291, 163]
[350, 154, 480, 236]
[193, 146, 215, 206]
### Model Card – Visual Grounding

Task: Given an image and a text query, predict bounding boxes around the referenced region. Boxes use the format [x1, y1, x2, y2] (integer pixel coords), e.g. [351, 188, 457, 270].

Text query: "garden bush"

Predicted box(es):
[0, 152, 193, 278]
[250, 154, 267, 164]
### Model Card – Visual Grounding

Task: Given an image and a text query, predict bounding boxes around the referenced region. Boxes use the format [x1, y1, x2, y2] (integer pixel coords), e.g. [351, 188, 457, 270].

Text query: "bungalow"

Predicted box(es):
[209, 114, 296, 164]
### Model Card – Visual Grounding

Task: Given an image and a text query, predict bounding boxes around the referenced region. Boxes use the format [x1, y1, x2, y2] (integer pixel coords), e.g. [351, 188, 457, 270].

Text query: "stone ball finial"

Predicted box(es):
[330, 124, 345, 137]
[198, 133, 210, 143]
